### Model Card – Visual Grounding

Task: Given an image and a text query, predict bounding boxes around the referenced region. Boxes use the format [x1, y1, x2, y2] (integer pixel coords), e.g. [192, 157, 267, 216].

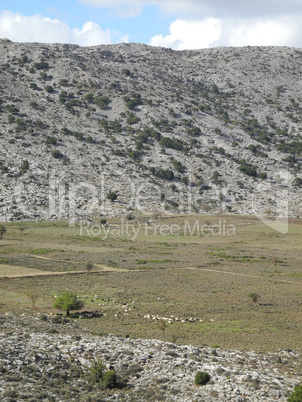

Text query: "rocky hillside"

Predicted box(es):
[0, 313, 301, 401]
[0, 39, 302, 221]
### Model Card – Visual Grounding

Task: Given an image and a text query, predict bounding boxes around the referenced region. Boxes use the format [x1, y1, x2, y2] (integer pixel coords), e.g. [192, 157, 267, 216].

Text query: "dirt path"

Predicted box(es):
[182, 266, 302, 286]
[0, 254, 127, 278]
[0, 258, 301, 286]
[30, 254, 127, 272]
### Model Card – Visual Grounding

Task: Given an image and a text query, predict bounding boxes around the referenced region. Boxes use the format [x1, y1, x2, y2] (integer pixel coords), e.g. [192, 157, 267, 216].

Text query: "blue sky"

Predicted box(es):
[0, 0, 174, 43]
[0, 0, 302, 49]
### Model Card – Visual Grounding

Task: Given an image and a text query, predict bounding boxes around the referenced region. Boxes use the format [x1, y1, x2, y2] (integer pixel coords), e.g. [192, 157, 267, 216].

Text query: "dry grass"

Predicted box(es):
[0, 214, 301, 351]
[0, 264, 51, 277]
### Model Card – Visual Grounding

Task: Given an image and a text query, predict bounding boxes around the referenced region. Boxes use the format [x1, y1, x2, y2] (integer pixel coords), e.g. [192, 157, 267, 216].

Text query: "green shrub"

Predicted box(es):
[212, 171, 220, 184]
[160, 136, 185, 151]
[170, 200, 179, 208]
[34, 61, 49, 70]
[239, 161, 257, 177]
[128, 150, 142, 162]
[181, 176, 189, 185]
[16, 118, 26, 131]
[122, 68, 131, 76]
[59, 78, 69, 86]
[0, 225, 6, 239]
[123, 92, 142, 109]
[29, 82, 38, 90]
[127, 113, 141, 125]
[85, 262, 93, 274]
[45, 85, 54, 94]
[102, 371, 117, 389]
[94, 95, 110, 109]
[288, 384, 302, 401]
[51, 315, 67, 324]
[211, 83, 219, 94]
[195, 371, 211, 386]
[187, 126, 201, 136]
[88, 359, 106, 383]
[88, 360, 117, 389]
[84, 93, 94, 103]
[106, 191, 118, 202]
[293, 178, 302, 187]
[30, 101, 39, 109]
[59, 91, 68, 103]
[19, 55, 29, 65]
[20, 160, 29, 173]
[53, 292, 84, 316]
[6, 104, 19, 114]
[47, 136, 57, 145]
[40, 72, 48, 80]
[248, 292, 260, 303]
[149, 167, 174, 181]
[51, 149, 63, 159]
[172, 159, 186, 173]
[8, 114, 15, 123]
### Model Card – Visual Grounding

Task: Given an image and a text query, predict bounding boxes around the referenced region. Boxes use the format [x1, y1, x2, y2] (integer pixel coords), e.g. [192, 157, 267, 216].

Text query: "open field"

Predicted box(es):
[0, 214, 302, 352]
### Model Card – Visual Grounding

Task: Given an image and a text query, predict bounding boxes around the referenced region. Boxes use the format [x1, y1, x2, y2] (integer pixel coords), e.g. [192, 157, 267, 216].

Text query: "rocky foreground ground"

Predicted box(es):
[0, 312, 301, 401]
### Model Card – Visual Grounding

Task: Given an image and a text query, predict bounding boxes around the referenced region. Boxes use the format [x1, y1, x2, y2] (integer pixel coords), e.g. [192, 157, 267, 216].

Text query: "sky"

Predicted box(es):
[0, 0, 302, 50]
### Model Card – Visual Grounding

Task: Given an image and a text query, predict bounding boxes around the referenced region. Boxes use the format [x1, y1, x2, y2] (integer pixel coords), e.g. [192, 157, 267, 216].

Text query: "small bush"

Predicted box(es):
[84, 93, 94, 103]
[34, 61, 49, 70]
[88, 359, 106, 383]
[20, 160, 29, 173]
[122, 68, 131, 76]
[248, 292, 260, 303]
[102, 371, 117, 389]
[293, 178, 302, 187]
[94, 95, 110, 109]
[45, 85, 54, 94]
[47, 136, 57, 145]
[195, 371, 211, 386]
[106, 191, 118, 202]
[30, 82, 38, 90]
[0, 225, 6, 239]
[259, 172, 267, 180]
[52, 315, 67, 324]
[160, 136, 185, 151]
[149, 167, 174, 181]
[127, 113, 141, 125]
[85, 261, 93, 274]
[51, 149, 63, 159]
[239, 161, 257, 177]
[288, 384, 302, 401]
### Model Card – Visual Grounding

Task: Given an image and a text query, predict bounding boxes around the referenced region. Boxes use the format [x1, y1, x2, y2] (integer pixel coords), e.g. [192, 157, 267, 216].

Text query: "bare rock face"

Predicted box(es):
[0, 40, 301, 222]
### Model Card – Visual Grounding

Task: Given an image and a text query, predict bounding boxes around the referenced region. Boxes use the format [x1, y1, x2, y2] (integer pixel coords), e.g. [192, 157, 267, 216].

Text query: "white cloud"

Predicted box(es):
[150, 19, 222, 50]
[80, 0, 302, 19]
[0, 11, 127, 46]
[225, 17, 301, 47]
[150, 16, 302, 50]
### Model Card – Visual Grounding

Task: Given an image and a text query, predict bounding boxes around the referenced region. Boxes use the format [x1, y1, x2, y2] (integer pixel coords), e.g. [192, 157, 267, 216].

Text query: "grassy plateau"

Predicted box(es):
[0, 214, 301, 351]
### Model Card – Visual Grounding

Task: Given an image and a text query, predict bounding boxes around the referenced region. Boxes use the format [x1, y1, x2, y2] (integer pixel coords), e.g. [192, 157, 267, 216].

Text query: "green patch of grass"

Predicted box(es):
[288, 272, 302, 278]
[136, 259, 180, 264]
[0, 258, 12, 264]
[63, 267, 77, 272]
[207, 251, 266, 263]
[27, 249, 54, 255]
